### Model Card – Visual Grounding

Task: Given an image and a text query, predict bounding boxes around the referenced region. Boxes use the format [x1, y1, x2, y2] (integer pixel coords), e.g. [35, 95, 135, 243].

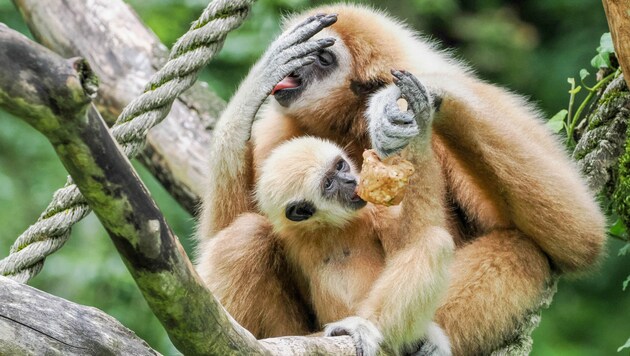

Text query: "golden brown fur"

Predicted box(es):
[197, 4, 606, 355]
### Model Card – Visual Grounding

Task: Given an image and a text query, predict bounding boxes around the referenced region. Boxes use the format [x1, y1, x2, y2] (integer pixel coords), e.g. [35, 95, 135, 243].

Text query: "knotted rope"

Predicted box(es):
[0, 0, 255, 283]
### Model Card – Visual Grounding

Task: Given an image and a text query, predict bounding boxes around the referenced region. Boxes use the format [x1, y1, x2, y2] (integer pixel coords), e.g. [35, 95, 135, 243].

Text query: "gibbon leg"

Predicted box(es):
[434, 229, 551, 356]
[196, 213, 312, 338]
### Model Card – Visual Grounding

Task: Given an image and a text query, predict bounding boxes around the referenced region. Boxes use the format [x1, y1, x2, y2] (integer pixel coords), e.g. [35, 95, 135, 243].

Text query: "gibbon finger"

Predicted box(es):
[280, 14, 337, 49]
[278, 56, 317, 80]
[392, 71, 430, 117]
[280, 38, 335, 64]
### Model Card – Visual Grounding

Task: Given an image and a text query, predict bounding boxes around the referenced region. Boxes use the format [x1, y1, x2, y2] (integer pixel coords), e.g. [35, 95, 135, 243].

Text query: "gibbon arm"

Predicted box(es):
[327, 71, 454, 354]
[419, 73, 606, 272]
[199, 14, 337, 236]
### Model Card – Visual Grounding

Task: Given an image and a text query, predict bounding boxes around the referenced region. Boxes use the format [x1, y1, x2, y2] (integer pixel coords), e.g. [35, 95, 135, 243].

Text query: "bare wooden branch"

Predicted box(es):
[0, 276, 158, 355]
[0, 23, 364, 355]
[602, 0, 630, 88]
[13, 0, 223, 214]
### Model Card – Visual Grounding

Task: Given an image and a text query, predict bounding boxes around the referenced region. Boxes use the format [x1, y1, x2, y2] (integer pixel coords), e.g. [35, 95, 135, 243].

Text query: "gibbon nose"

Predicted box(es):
[339, 174, 356, 186]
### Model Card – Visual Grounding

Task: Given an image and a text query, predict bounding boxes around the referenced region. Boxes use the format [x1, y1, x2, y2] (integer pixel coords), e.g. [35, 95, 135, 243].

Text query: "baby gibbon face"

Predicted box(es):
[256, 137, 366, 232]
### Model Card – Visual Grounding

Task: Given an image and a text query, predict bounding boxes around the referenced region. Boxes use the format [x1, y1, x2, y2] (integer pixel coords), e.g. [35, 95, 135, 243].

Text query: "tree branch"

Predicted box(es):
[0, 23, 361, 355]
[0, 276, 158, 355]
[14, 0, 223, 215]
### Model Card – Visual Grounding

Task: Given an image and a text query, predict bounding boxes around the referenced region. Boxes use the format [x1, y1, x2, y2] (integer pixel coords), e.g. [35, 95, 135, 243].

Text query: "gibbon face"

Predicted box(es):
[255, 137, 366, 232]
[271, 45, 341, 108]
[271, 5, 415, 140]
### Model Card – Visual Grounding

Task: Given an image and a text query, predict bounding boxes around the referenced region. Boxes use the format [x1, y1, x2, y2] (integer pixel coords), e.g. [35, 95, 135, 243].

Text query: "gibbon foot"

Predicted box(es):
[324, 316, 383, 356]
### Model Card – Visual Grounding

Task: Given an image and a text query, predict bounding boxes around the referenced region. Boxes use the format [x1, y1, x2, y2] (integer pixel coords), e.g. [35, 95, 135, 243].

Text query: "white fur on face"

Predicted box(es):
[255, 137, 360, 232]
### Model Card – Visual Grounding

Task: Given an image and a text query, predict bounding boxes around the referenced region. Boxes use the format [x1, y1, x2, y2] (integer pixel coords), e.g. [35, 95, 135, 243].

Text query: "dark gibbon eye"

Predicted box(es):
[317, 51, 335, 67]
[285, 200, 316, 222]
[324, 177, 334, 190]
[336, 159, 346, 171]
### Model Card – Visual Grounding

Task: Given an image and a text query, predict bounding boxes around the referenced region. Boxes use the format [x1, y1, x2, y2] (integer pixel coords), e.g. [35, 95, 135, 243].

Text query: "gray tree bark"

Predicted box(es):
[0, 276, 159, 356]
[14, 0, 222, 215]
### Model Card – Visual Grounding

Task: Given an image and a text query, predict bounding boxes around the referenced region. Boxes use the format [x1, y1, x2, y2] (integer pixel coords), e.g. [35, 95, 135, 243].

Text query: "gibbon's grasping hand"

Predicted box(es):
[368, 69, 436, 158]
[247, 14, 337, 109]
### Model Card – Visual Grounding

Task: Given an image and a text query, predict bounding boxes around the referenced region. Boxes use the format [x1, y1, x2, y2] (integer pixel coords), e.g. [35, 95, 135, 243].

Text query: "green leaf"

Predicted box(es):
[591, 34, 614, 69]
[610, 218, 628, 237]
[620, 337, 630, 352]
[547, 109, 567, 133]
[599, 32, 614, 54]
[619, 243, 630, 256]
[623, 275, 630, 291]
[567, 77, 575, 85]
[579, 69, 590, 80]
[591, 52, 611, 69]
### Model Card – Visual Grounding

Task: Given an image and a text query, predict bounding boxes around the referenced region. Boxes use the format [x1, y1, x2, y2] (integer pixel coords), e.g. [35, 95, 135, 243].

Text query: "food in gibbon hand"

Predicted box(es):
[357, 149, 415, 206]
[197, 3, 607, 355]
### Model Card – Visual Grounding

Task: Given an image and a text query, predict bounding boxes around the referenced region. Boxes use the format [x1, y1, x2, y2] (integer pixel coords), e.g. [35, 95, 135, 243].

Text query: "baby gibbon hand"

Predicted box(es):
[324, 316, 383, 356]
[367, 70, 436, 158]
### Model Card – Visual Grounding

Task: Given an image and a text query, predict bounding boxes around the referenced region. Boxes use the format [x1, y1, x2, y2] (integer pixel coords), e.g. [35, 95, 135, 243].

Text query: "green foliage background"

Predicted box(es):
[0, 0, 628, 354]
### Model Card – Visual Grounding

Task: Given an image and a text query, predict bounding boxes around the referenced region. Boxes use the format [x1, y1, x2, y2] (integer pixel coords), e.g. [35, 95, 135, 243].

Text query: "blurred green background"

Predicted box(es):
[0, 0, 628, 355]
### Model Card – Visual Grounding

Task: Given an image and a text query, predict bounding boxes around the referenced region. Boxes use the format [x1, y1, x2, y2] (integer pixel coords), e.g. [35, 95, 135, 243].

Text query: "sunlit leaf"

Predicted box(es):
[619, 243, 630, 256]
[618, 337, 630, 352]
[567, 77, 575, 85]
[591, 53, 611, 69]
[547, 109, 567, 133]
[623, 275, 630, 291]
[591, 34, 614, 69]
[599, 32, 614, 54]
[579, 69, 590, 80]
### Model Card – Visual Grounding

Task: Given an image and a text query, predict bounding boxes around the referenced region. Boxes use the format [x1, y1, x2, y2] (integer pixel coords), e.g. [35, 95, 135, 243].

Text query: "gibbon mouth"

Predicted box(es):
[272, 72, 304, 106]
[349, 191, 367, 209]
[272, 72, 302, 94]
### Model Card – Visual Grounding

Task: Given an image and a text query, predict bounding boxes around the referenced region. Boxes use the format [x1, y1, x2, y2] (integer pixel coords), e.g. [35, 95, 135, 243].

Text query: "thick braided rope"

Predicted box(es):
[0, 0, 254, 283]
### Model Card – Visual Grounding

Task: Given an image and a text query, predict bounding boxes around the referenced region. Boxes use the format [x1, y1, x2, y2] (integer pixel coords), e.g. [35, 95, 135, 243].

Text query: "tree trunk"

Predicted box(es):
[602, 0, 630, 88]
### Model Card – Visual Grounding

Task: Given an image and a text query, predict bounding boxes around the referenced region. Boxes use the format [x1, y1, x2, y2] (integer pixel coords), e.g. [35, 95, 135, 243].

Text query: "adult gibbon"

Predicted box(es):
[197, 4, 607, 355]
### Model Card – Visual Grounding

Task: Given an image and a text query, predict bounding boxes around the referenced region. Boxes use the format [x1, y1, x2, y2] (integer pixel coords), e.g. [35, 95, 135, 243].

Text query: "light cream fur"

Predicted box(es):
[197, 3, 607, 355]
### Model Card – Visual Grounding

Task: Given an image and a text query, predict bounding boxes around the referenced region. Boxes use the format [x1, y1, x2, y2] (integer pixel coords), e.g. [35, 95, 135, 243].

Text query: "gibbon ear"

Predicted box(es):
[285, 200, 317, 222]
